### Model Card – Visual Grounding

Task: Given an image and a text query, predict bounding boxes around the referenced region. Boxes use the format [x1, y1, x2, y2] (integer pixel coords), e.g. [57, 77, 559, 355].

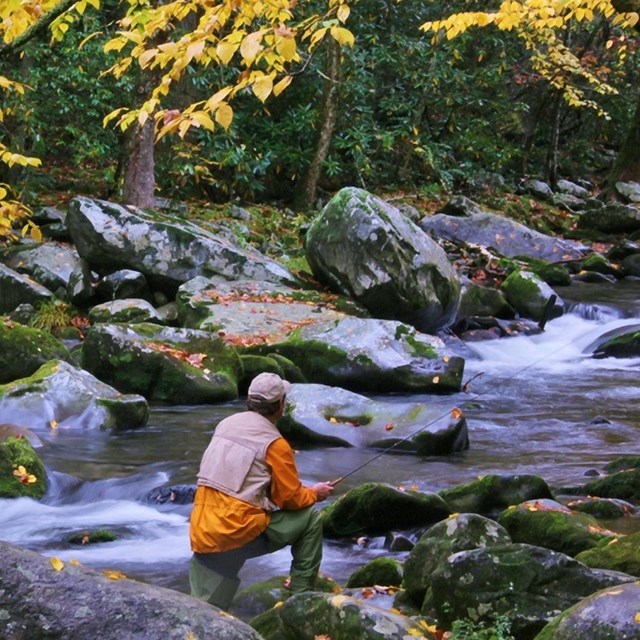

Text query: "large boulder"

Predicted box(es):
[0, 263, 54, 314]
[0, 436, 47, 499]
[403, 513, 511, 610]
[577, 201, 640, 233]
[0, 360, 149, 432]
[322, 482, 450, 538]
[66, 196, 297, 294]
[497, 499, 617, 556]
[248, 316, 465, 393]
[88, 299, 163, 325]
[305, 187, 461, 333]
[0, 318, 71, 384]
[81, 322, 242, 403]
[279, 383, 469, 455]
[1, 241, 81, 297]
[533, 581, 640, 640]
[0, 540, 262, 640]
[571, 467, 640, 501]
[419, 204, 589, 262]
[439, 474, 554, 517]
[250, 591, 434, 640]
[429, 543, 635, 640]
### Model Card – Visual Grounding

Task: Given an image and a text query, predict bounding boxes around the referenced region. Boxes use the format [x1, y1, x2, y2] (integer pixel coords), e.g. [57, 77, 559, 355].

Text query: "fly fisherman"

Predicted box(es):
[189, 372, 335, 610]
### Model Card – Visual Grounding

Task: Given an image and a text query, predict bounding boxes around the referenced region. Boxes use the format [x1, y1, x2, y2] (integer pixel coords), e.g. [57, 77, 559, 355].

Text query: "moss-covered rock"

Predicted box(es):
[533, 581, 640, 640]
[574, 531, 640, 576]
[88, 299, 162, 325]
[81, 322, 242, 403]
[250, 591, 433, 640]
[68, 529, 117, 545]
[577, 467, 640, 501]
[497, 499, 617, 556]
[564, 496, 634, 519]
[233, 575, 339, 621]
[0, 360, 149, 431]
[604, 456, 640, 473]
[429, 543, 634, 640]
[439, 474, 554, 517]
[500, 270, 564, 322]
[0, 317, 71, 384]
[403, 513, 512, 610]
[322, 482, 450, 538]
[345, 557, 403, 588]
[248, 316, 465, 394]
[593, 330, 640, 359]
[0, 436, 47, 499]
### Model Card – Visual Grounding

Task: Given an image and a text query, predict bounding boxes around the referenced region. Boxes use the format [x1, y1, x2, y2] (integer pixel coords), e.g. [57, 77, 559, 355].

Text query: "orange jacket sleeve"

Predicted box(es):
[266, 438, 317, 510]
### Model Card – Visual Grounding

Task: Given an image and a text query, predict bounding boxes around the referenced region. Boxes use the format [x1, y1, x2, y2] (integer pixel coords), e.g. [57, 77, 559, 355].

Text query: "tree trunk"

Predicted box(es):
[294, 38, 341, 211]
[122, 118, 156, 208]
[604, 90, 640, 193]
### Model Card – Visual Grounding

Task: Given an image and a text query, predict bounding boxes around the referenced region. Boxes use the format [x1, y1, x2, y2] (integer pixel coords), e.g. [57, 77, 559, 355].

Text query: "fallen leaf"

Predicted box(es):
[450, 408, 462, 420]
[361, 587, 375, 598]
[432, 375, 440, 384]
[635, 612, 640, 623]
[102, 569, 127, 580]
[49, 419, 59, 429]
[50, 557, 64, 572]
[384, 422, 395, 431]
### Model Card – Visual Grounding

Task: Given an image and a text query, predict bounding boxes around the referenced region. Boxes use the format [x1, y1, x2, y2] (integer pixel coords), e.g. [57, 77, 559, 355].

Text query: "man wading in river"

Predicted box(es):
[189, 372, 335, 610]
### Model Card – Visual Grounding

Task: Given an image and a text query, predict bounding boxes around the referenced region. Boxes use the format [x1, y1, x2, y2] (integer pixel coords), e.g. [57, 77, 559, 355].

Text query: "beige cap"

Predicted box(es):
[247, 372, 292, 403]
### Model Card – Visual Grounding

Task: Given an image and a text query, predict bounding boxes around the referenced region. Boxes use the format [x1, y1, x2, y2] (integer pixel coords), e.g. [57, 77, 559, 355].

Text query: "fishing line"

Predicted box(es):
[329, 296, 586, 486]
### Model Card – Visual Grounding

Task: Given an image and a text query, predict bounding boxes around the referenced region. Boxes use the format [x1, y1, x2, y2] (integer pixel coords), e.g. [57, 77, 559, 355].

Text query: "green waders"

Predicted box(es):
[190, 505, 323, 610]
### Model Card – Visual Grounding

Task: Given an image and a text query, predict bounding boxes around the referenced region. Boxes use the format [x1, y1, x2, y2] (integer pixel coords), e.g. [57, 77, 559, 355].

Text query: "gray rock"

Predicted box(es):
[248, 316, 465, 393]
[533, 581, 640, 640]
[523, 178, 554, 199]
[66, 196, 297, 293]
[615, 180, 640, 203]
[0, 540, 261, 640]
[556, 179, 591, 199]
[96, 269, 152, 302]
[420, 208, 588, 262]
[0, 263, 54, 314]
[280, 383, 469, 455]
[3, 242, 81, 295]
[0, 360, 149, 432]
[89, 299, 162, 325]
[305, 187, 461, 333]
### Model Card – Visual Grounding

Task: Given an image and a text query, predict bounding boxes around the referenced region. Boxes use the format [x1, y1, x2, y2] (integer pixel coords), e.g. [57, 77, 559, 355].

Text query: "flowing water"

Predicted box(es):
[1, 280, 639, 595]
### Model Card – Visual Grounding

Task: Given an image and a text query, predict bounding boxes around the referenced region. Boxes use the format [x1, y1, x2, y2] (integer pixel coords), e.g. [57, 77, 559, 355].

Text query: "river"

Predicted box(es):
[1, 279, 639, 597]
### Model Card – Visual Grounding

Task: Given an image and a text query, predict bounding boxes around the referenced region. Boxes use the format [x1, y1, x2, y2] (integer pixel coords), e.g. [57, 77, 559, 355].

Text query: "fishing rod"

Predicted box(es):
[329, 296, 563, 487]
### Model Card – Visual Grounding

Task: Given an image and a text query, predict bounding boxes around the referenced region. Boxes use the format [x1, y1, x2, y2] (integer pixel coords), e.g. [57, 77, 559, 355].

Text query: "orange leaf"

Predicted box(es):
[384, 422, 395, 431]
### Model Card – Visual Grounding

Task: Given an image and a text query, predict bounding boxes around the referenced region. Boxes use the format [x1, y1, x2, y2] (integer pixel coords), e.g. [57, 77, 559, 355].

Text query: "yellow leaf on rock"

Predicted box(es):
[635, 612, 640, 623]
[102, 569, 127, 580]
[50, 557, 64, 572]
[330, 594, 348, 609]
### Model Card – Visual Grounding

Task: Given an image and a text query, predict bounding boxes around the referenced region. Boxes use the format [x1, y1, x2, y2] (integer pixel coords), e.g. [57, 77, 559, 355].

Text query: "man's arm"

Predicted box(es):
[266, 438, 334, 509]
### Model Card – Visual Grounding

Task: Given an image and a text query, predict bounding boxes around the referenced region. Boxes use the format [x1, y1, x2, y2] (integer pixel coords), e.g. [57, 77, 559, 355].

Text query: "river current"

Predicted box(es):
[1, 280, 639, 595]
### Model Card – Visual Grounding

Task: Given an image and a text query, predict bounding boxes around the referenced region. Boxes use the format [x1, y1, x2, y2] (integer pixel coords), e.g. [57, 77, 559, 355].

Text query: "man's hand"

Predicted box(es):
[312, 482, 335, 502]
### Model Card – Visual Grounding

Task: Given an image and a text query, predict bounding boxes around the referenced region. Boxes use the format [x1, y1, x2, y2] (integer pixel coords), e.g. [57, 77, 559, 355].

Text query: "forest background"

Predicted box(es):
[1, 0, 639, 246]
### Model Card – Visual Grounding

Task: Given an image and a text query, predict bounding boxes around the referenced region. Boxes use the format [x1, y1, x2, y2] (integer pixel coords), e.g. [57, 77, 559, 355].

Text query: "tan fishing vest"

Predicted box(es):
[196, 411, 281, 511]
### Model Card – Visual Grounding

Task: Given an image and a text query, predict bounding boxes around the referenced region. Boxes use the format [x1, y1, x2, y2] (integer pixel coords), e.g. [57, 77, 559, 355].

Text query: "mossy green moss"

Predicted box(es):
[68, 529, 117, 545]
[497, 505, 613, 556]
[575, 531, 640, 575]
[580, 468, 640, 500]
[345, 557, 403, 588]
[0, 318, 71, 384]
[0, 437, 47, 499]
